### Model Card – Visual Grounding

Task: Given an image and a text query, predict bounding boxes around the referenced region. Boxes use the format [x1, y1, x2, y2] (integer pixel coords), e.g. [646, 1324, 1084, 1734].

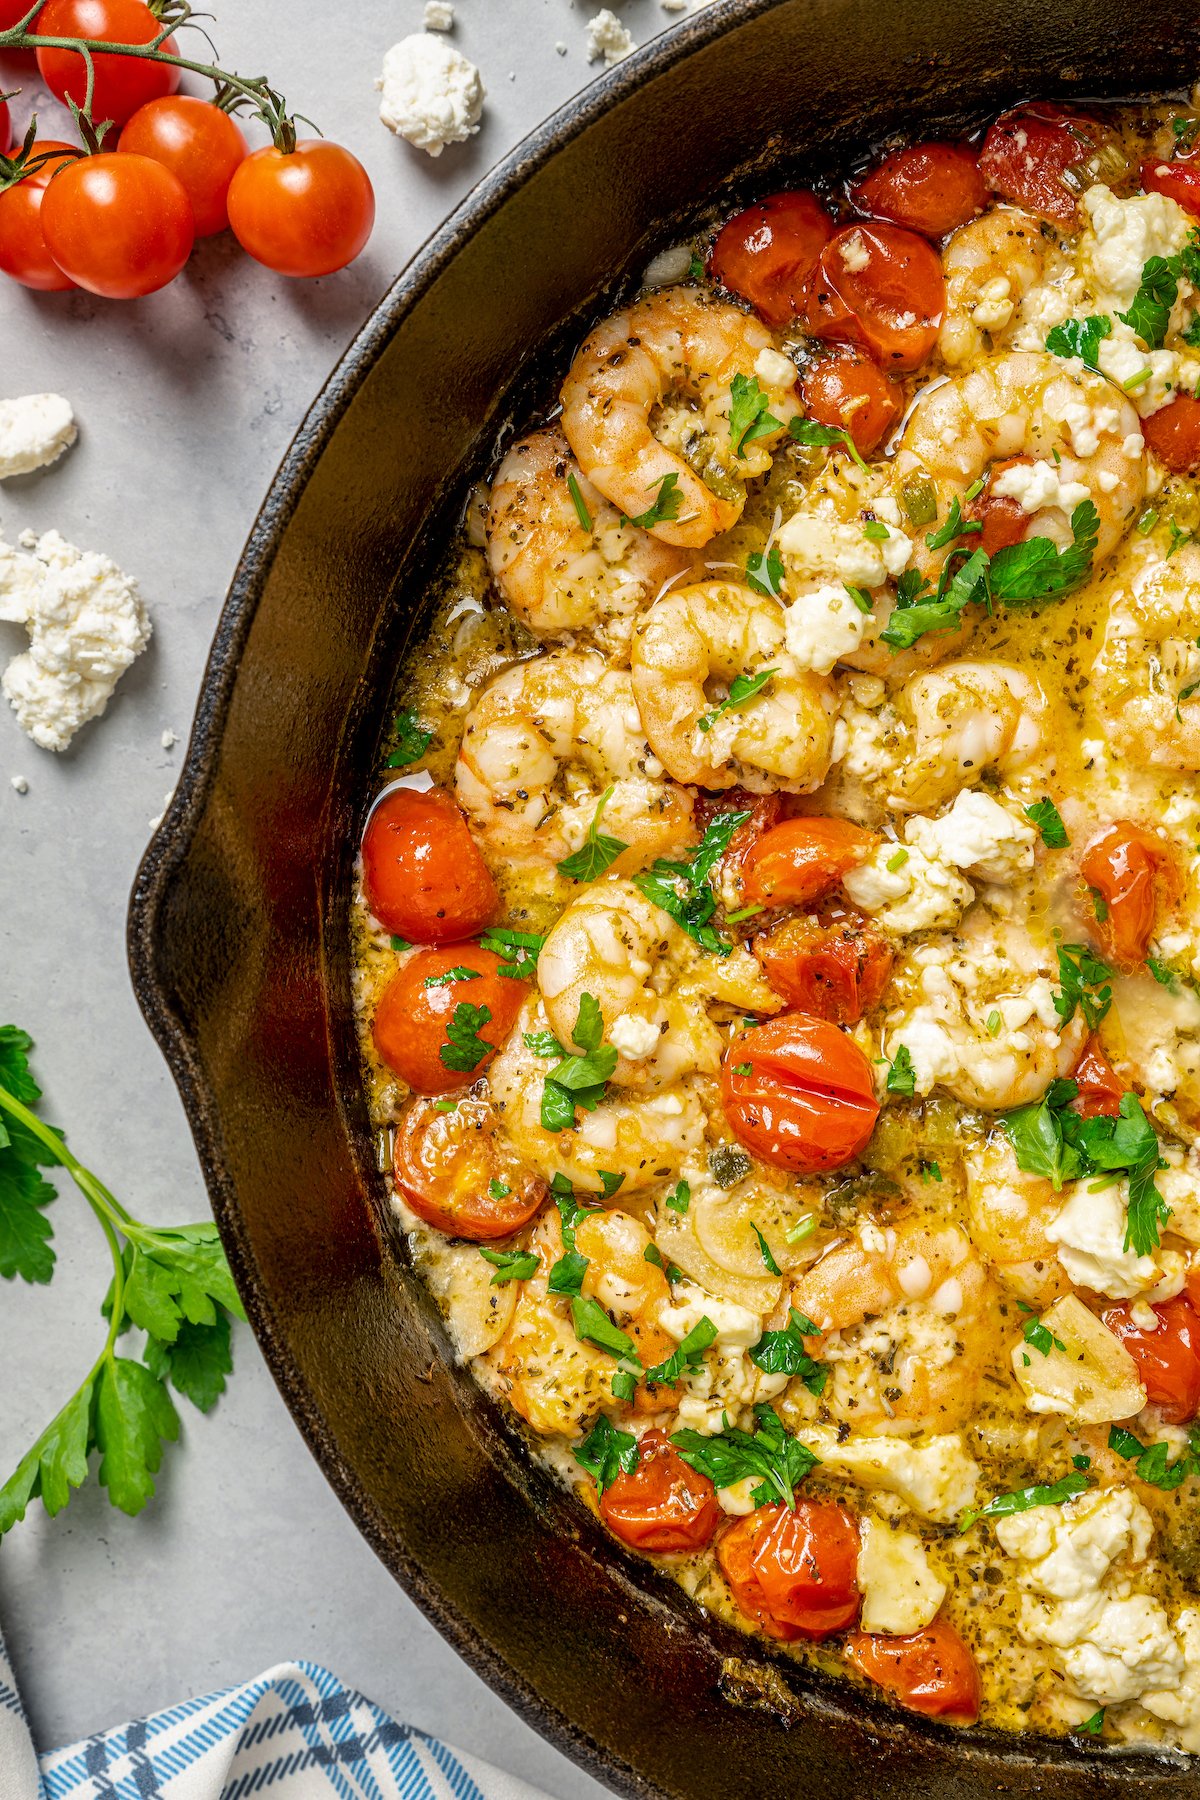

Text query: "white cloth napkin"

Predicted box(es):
[0, 1631, 552, 1800]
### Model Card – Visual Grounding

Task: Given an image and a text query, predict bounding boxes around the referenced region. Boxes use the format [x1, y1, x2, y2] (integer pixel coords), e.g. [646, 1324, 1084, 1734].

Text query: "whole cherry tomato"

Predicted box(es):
[1142, 395, 1200, 473]
[372, 943, 526, 1095]
[36, 0, 180, 127]
[598, 1429, 721, 1553]
[1071, 1035, 1123, 1119]
[361, 787, 499, 944]
[709, 189, 834, 329]
[803, 222, 944, 371]
[1079, 820, 1176, 969]
[1142, 154, 1200, 216]
[799, 344, 902, 457]
[742, 816, 879, 909]
[392, 1094, 546, 1240]
[721, 1012, 880, 1173]
[851, 141, 987, 239]
[717, 1501, 860, 1639]
[227, 140, 374, 278]
[0, 140, 79, 291]
[755, 908, 894, 1025]
[845, 1619, 982, 1723]
[40, 150, 193, 297]
[120, 95, 246, 236]
[966, 457, 1033, 556]
[1102, 1296, 1200, 1425]
[979, 105, 1098, 226]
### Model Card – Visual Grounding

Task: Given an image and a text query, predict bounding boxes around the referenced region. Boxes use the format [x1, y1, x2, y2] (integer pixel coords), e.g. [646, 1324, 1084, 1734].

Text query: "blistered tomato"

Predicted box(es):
[372, 943, 525, 1094]
[362, 786, 499, 944]
[803, 223, 944, 370]
[718, 1501, 861, 1639]
[392, 1095, 546, 1239]
[850, 140, 987, 238]
[709, 189, 834, 328]
[721, 1012, 880, 1173]
[599, 1430, 721, 1552]
[845, 1619, 982, 1723]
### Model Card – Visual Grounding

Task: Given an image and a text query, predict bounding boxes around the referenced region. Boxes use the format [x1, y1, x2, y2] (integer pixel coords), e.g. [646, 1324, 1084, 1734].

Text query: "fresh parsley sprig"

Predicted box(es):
[629, 473, 682, 531]
[788, 414, 869, 475]
[1053, 942, 1114, 1032]
[671, 1404, 818, 1509]
[573, 1413, 639, 1494]
[1002, 1084, 1170, 1255]
[633, 810, 750, 958]
[886, 1044, 916, 1097]
[1108, 1423, 1200, 1491]
[1045, 315, 1113, 370]
[540, 994, 618, 1133]
[440, 1002, 494, 1074]
[990, 500, 1100, 605]
[0, 1029, 244, 1535]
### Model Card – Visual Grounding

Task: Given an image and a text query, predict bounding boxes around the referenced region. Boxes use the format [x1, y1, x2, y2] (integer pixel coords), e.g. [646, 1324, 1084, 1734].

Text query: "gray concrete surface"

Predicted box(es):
[0, 3, 716, 1788]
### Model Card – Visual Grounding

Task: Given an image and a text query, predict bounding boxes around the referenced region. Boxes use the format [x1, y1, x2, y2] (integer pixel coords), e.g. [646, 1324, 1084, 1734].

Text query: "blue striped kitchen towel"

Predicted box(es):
[0, 1632, 551, 1800]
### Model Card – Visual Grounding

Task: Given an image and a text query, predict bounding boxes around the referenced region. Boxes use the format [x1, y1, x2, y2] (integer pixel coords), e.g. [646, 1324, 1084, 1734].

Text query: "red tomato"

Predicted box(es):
[979, 105, 1097, 226]
[1142, 154, 1200, 216]
[845, 1620, 982, 1723]
[373, 944, 525, 1095]
[708, 189, 834, 329]
[966, 457, 1033, 556]
[1142, 395, 1200, 473]
[718, 1501, 860, 1640]
[803, 223, 944, 371]
[1102, 1297, 1200, 1425]
[120, 96, 246, 236]
[742, 817, 879, 909]
[696, 788, 788, 889]
[361, 787, 499, 944]
[226, 140, 375, 278]
[1079, 820, 1176, 969]
[36, 0, 180, 127]
[755, 908, 894, 1025]
[392, 1094, 546, 1240]
[721, 1012, 880, 1173]
[598, 1430, 720, 1553]
[39, 150, 192, 297]
[0, 140, 78, 291]
[1072, 1035, 1123, 1119]
[799, 345, 902, 457]
[851, 141, 987, 239]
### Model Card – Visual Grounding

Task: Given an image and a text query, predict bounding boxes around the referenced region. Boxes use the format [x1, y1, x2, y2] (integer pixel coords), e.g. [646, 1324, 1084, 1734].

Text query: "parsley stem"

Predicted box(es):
[0, 1085, 136, 1232]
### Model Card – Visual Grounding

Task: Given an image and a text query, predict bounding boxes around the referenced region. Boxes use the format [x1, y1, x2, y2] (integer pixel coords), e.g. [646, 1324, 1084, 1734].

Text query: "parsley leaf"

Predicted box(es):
[440, 1002, 494, 1074]
[1118, 253, 1179, 349]
[788, 414, 868, 475]
[557, 785, 629, 882]
[745, 543, 785, 599]
[989, 500, 1099, 604]
[598, 1170, 625, 1200]
[1078, 1093, 1169, 1256]
[960, 1470, 1089, 1532]
[752, 1223, 782, 1276]
[1053, 942, 1114, 1031]
[749, 1309, 826, 1394]
[1002, 1085, 1085, 1190]
[524, 1030, 566, 1058]
[479, 1247, 539, 1286]
[540, 993, 618, 1133]
[478, 925, 543, 981]
[645, 1316, 717, 1385]
[571, 1294, 639, 1364]
[386, 708, 433, 768]
[424, 966, 481, 988]
[1024, 796, 1070, 849]
[630, 473, 682, 530]
[886, 1045, 916, 1098]
[548, 1249, 590, 1295]
[665, 1179, 690, 1214]
[880, 549, 989, 650]
[698, 667, 776, 734]
[1074, 1710, 1105, 1737]
[1022, 1311, 1066, 1356]
[925, 495, 981, 551]
[1147, 955, 1182, 992]
[1045, 315, 1113, 370]
[573, 1414, 639, 1495]
[672, 1404, 819, 1509]
[0, 1026, 59, 1284]
[729, 373, 783, 457]
[1107, 1423, 1200, 1490]
[633, 811, 750, 957]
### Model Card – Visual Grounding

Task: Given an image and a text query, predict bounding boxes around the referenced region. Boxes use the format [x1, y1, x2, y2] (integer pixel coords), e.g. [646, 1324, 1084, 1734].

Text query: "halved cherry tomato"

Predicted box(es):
[803, 222, 943, 371]
[709, 189, 834, 329]
[1102, 1296, 1200, 1425]
[36, 0, 180, 127]
[120, 96, 246, 237]
[755, 908, 894, 1025]
[372, 944, 525, 1095]
[966, 456, 1032, 556]
[1142, 395, 1200, 473]
[718, 1501, 860, 1639]
[850, 141, 987, 239]
[845, 1619, 981, 1723]
[1142, 155, 1200, 216]
[40, 151, 193, 298]
[226, 140, 375, 278]
[362, 786, 499, 944]
[392, 1094, 546, 1240]
[696, 788, 788, 892]
[978, 105, 1097, 226]
[799, 345, 902, 457]
[598, 1429, 720, 1552]
[742, 817, 879, 909]
[0, 140, 79, 292]
[1071, 1035, 1123, 1119]
[721, 1012, 880, 1173]
[1079, 820, 1176, 969]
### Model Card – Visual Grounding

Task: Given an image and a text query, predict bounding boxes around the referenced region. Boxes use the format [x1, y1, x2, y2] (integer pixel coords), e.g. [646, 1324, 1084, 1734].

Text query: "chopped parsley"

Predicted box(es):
[556, 786, 629, 882]
[478, 925, 543, 980]
[1147, 955, 1182, 993]
[1025, 796, 1070, 849]
[389, 935, 412, 953]
[698, 667, 776, 734]
[540, 993, 618, 1133]
[665, 1179, 691, 1214]
[424, 966, 480, 988]
[671, 1404, 819, 1509]
[645, 1316, 717, 1386]
[633, 810, 750, 957]
[924, 495, 981, 551]
[1108, 1423, 1200, 1490]
[745, 542, 785, 599]
[886, 1044, 916, 1097]
[844, 583, 874, 614]
[1053, 941, 1114, 1031]
[598, 1170, 625, 1200]
[1019, 1302, 1066, 1356]
[571, 1293, 638, 1363]
[439, 1002, 493, 1074]
[386, 708, 433, 768]
[567, 471, 592, 533]
[1045, 314, 1113, 370]
[524, 1030, 566, 1058]
[729, 373, 783, 457]
[787, 413, 869, 474]
[488, 1179, 510, 1199]
[749, 1309, 826, 1394]
[1002, 1085, 1170, 1255]
[573, 1414, 639, 1495]
[751, 1223, 781, 1276]
[1073, 1710, 1106, 1737]
[478, 1247, 538, 1286]
[1118, 253, 1181, 349]
[960, 1470, 1089, 1532]
[880, 550, 989, 650]
[629, 472, 682, 531]
[990, 500, 1099, 605]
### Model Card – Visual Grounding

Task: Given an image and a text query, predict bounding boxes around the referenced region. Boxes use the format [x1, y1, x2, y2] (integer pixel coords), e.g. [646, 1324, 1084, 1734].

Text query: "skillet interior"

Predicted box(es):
[129, 1, 1200, 1792]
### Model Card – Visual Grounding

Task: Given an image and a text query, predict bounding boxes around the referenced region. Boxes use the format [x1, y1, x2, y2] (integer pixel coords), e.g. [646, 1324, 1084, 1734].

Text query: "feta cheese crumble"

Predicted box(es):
[376, 34, 485, 156]
[1081, 184, 1191, 313]
[843, 842, 974, 935]
[0, 394, 77, 481]
[779, 508, 912, 589]
[585, 10, 635, 65]
[904, 789, 1036, 885]
[608, 1012, 661, 1060]
[783, 581, 868, 674]
[990, 459, 1089, 515]
[0, 528, 151, 752]
[857, 1516, 946, 1635]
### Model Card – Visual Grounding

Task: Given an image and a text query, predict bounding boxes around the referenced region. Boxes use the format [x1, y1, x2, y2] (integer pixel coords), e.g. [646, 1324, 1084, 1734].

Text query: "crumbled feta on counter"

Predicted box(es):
[0, 394, 76, 481]
[585, 9, 635, 64]
[857, 1516, 946, 1635]
[904, 789, 1036, 885]
[0, 528, 150, 752]
[376, 34, 485, 156]
[423, 0, 454, 27]
[843, 842, 974, 935]
[783, 581, 867, 674]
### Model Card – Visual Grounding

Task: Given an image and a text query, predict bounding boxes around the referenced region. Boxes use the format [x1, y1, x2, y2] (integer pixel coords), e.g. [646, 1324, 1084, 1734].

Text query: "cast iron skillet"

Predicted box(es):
[129, 2, 1200, 1793]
